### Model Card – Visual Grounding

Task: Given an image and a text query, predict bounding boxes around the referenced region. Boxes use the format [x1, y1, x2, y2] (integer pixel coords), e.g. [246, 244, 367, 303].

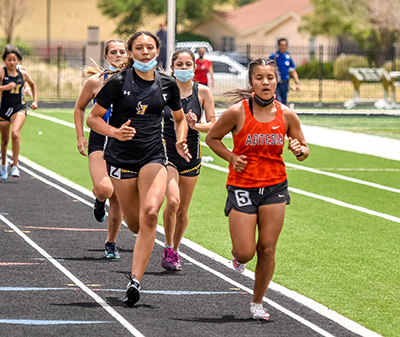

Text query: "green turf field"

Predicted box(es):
[13, 109, 400, 337]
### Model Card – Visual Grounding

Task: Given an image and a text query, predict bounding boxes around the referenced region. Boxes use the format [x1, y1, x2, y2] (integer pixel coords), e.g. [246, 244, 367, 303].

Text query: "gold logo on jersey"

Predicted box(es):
[136, 101, 148, 115]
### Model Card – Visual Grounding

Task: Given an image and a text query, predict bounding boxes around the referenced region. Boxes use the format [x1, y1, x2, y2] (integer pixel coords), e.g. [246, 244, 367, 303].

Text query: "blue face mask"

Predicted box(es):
[109, 65, 117, 71]
[174, 69, 194, 83]
[132, 55, 158, 72]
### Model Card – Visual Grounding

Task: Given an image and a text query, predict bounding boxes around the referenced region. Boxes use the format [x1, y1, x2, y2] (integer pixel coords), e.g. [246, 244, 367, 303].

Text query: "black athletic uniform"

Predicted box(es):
[163, 82, 202, 177]
[88, 73, 112, 155]
[0, 67, 26, 121]
[95, 68, 181, 179]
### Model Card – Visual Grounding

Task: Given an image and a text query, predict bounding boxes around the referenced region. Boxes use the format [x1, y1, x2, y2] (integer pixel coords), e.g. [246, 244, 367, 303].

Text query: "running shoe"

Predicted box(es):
[0, 165, 8, 180]
[232, 256, 246, 274]
[123, 274, 140, 307]
[92, 198, 106, 222]
[11, 165, 20, 178]
[161, 247, 181, 271]
[105, 242, 120, 259]
[250, 302, 270, 320]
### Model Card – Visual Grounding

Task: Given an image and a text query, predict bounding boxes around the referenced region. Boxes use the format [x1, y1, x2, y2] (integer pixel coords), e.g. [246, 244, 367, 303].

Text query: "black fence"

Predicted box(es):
[17, 42, 400, 103]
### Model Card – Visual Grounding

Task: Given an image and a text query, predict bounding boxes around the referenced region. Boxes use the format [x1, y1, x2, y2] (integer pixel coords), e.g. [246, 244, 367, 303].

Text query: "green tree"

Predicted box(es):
[299, 0, 400, 66]
[98, 0, 229, 37]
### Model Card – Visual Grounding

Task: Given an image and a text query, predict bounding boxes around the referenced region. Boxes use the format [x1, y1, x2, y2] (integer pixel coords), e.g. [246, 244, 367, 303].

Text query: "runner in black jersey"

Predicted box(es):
[0, 45, 38, 180]
[161, 49, 215, 271]
[74, 39, 127, 259]
[87, 31, 191, 307]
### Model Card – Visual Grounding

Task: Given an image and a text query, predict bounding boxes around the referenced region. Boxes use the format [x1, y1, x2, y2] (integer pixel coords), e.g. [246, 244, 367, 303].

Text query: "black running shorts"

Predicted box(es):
[225, 179, 290, 216]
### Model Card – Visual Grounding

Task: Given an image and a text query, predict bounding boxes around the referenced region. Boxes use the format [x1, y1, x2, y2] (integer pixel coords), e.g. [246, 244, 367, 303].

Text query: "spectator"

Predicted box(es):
[269, 38, 300, 105]
[194, 48, 214, 87]
[156, 22, 167, 69]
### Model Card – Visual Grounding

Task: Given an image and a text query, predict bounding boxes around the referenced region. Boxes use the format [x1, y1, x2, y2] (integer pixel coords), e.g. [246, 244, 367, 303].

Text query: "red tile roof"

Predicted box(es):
[217, 0, 312, 31]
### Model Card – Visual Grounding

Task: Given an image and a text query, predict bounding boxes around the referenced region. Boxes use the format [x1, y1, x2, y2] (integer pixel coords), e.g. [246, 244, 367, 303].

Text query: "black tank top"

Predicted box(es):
[0, 67, 25, 110]
[96, 68, 181, 170]
[164, 82, 202, 159]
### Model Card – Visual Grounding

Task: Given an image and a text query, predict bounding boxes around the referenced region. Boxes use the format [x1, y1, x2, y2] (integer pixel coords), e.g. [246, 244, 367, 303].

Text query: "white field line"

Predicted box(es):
[16, 155, 382, 337]
[29, 111, 399, 194]
[202, 142, 400, 194]
[0, 213, 144, 337]
[202, 162, 400, 224]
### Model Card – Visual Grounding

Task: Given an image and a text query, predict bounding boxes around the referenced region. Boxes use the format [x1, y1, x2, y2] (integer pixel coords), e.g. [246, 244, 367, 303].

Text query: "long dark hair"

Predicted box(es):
[224, 58, 279, 104]
[2, 45, 22, 61]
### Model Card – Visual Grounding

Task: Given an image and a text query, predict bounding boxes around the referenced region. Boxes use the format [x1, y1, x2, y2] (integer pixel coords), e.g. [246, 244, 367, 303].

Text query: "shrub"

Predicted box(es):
[333, 55, 369, 80]
[0, 37, 33, 57]
[296, 61, 334, 79]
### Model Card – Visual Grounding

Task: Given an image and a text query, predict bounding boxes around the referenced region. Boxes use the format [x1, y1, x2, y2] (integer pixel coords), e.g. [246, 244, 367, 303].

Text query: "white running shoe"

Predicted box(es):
[11, 165, 20, 178]
[250, 302, 270, 320]
[232, 256, 246, 273]
[1, 165, 8, 180]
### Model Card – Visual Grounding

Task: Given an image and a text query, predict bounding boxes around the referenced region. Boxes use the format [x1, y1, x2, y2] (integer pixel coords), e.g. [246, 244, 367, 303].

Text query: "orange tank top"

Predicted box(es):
[226, 99, 287, 188]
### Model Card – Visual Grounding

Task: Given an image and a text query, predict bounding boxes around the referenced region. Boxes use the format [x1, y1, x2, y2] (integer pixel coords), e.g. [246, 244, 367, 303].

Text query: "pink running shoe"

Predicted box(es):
[161, 247, 181, 271]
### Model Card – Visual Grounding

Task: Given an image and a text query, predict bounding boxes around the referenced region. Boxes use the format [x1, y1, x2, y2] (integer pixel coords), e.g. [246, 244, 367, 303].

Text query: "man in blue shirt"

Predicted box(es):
[269, 38, 300, 106]
[156, 22, 167, 69]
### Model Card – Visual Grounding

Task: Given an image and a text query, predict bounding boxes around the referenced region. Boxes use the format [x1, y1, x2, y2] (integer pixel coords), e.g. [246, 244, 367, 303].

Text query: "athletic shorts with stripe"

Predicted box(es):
[0, 106, 26, 122]
[106, 156, 167, 180]
[167, 153, 201, 177]
[224, 179, 291, 216]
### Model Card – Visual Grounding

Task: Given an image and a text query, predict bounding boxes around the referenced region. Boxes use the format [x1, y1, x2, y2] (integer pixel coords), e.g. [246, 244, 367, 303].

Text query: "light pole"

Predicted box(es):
[166, 0, 176, 73]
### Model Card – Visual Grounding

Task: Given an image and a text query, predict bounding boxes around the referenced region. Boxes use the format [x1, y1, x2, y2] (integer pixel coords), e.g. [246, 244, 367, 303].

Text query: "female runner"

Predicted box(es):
[74, 38, 126, 258]
[161, 48, 215, 271]
[206, 58, 309, 320]
[87, 31, 191, 306]
[0, 45, 38, 180]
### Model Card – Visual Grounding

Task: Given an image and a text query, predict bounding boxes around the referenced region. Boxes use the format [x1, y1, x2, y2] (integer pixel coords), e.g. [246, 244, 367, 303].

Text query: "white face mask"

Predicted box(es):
[132, 55, 158, 72]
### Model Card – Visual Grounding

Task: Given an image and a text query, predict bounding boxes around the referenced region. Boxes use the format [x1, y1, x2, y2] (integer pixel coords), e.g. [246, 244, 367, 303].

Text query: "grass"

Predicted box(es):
[12, 108, 400, 337]
[298, 115, 400, 140]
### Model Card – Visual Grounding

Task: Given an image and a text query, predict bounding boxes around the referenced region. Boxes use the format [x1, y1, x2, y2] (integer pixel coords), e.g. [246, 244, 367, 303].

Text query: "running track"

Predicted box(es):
[0, 156, 381, 337]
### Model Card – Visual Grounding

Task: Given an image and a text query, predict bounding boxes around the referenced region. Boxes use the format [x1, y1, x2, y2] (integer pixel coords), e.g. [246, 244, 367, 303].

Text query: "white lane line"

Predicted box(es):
[16, 155, 382, 337]
[154, 241, 335, 337]
[285, 162, 400, 194]
[0, 214, 144, 337]
[28, 111, 90, 133]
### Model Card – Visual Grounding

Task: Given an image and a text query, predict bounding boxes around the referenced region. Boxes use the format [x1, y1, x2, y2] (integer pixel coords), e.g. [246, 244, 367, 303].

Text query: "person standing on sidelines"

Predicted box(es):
[0, 45, 38, 180]
[161, 48, 215, 271]
[156, 22, 167, 69]
[87, 31, 191, 307]
[194, 48, 214, 87]
[74, 39, 127, 259]
[269, 38, 300, 106]
[206, 58, 308, 320]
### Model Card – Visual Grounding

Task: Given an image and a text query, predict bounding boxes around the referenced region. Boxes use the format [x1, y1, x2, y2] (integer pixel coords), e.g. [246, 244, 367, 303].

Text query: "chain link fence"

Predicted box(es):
[17, 42, 400, 104]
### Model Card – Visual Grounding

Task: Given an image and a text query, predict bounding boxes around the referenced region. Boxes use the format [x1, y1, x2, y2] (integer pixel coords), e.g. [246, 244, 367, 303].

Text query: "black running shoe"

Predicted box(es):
[105, 242, 120, 259]
[123, 274, 140, 307]
[93, 199, 106, 222]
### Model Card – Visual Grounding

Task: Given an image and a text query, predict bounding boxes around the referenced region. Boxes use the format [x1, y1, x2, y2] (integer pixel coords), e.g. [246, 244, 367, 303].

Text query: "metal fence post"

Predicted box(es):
[82, 45, 86, 84]
[318, 45, 324, 101]
[57, 45, 61, 99]
[246, 44, 251, 65]
[392, 43, 396, 71]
